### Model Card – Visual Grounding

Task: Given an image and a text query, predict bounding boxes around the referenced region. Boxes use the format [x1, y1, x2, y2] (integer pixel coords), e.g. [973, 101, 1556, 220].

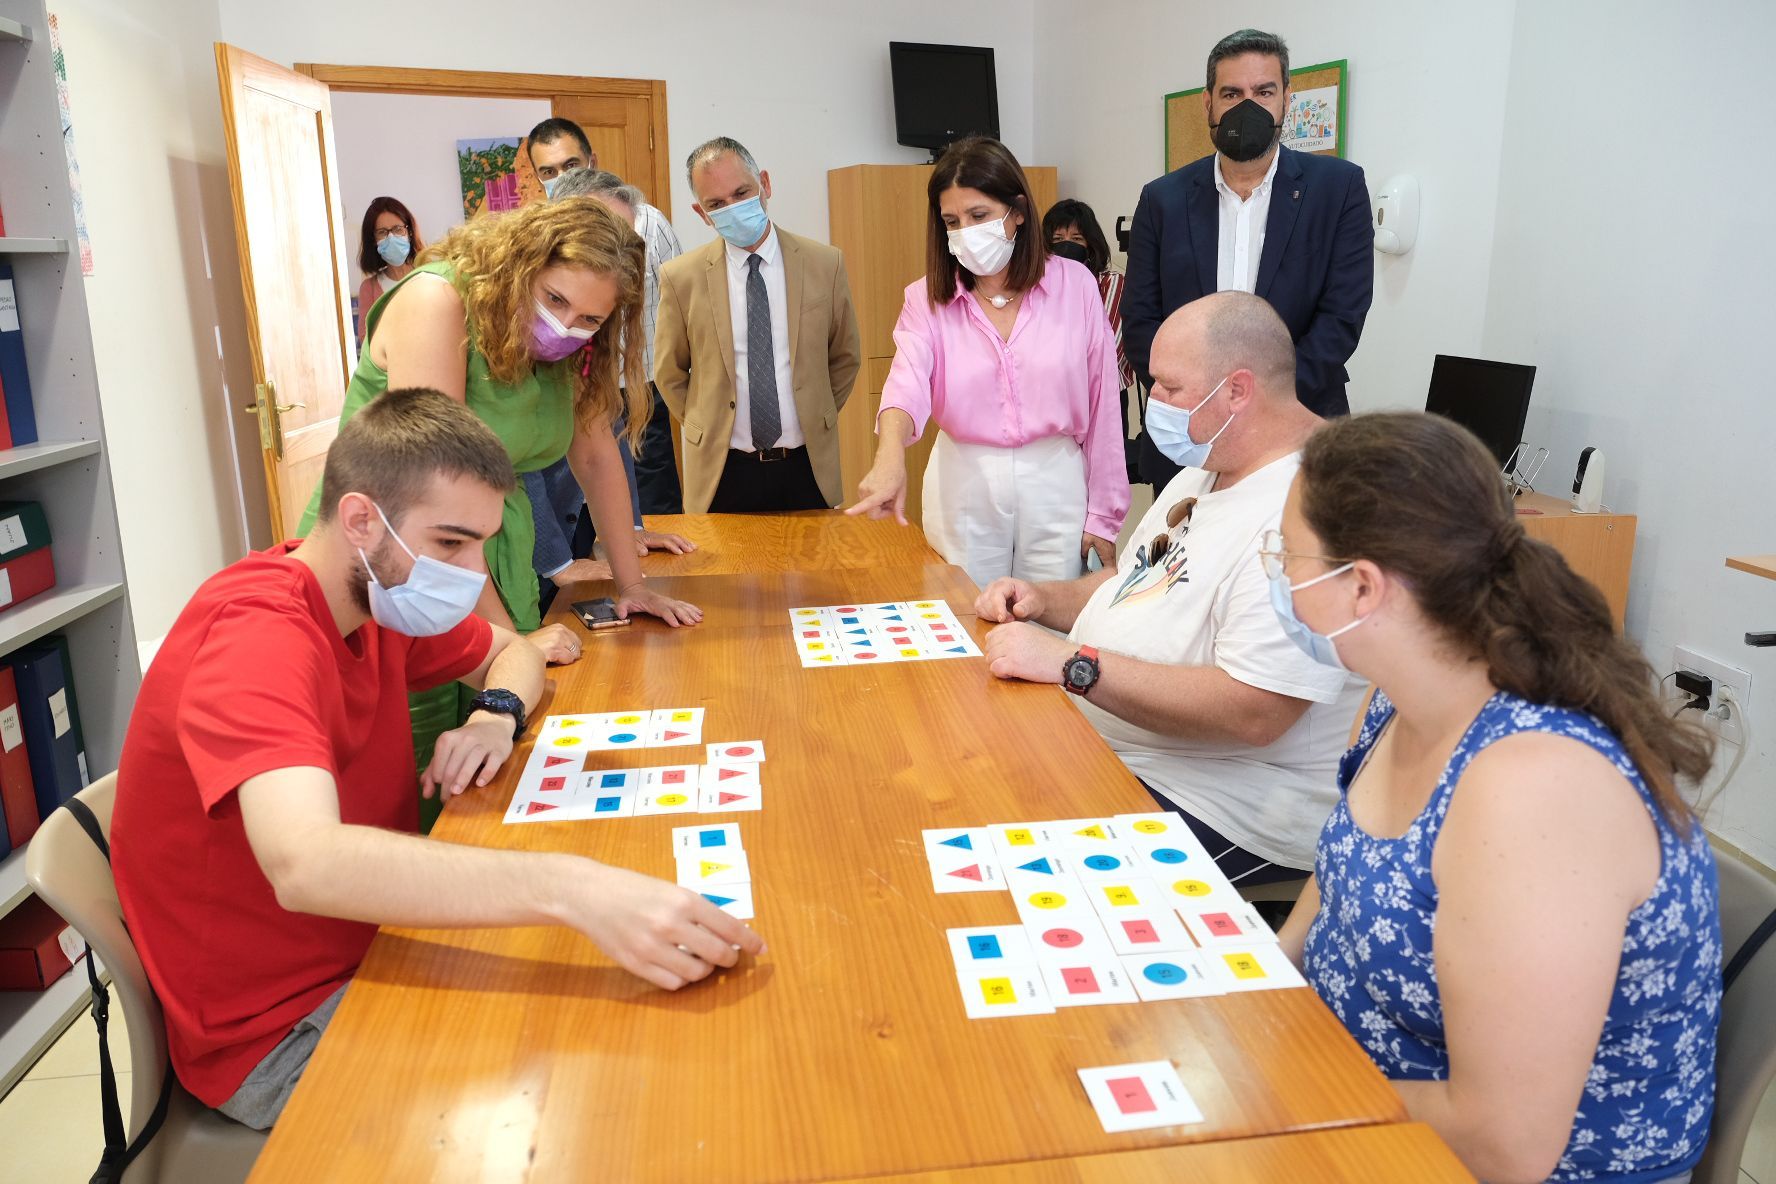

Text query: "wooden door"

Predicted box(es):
[551, 93, 664, 214]
[215, 44, 356, 542]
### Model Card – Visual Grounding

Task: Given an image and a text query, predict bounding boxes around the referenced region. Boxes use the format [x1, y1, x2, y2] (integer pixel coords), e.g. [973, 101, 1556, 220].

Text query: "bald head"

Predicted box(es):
[1152, 291, 1296, 404]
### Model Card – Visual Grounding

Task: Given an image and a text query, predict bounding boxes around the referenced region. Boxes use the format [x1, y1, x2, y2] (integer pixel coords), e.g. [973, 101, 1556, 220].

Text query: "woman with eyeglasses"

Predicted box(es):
[355, 197, 423, 344]
[848, 137, 1129, 583]
[1271, 412, 1720, 1184]
[301, 197, 700, 829]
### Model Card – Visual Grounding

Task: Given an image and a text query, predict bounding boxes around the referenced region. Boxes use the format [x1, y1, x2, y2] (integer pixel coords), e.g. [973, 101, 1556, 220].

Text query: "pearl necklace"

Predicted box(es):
[984, 290, 1017, 309]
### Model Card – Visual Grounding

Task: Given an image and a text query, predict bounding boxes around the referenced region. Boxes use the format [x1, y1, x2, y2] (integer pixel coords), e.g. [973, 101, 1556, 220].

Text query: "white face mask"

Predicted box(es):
[947, 214, 1016, 277]
[358, 503, 487, 637]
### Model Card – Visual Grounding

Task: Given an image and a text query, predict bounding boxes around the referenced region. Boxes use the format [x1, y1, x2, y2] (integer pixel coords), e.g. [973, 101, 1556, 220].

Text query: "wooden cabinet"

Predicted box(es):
[1515, 491, 1636, 628]
[828, 164, 1058, 526]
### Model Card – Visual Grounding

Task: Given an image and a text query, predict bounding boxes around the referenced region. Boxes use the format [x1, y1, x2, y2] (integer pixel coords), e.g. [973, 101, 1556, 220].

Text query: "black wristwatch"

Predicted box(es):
[1063, 645, 1101, 697]
[469, 688, 527, 739]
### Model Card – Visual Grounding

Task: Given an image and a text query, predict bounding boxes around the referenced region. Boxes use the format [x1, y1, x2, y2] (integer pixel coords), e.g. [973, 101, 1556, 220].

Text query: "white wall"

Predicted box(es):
[53, 0, 266, 654]
[330, 91, 551, 276]
[218, 0, 1038, 249]
[1479, 0, 1776, 868]
[1032, 0, 1517, 411]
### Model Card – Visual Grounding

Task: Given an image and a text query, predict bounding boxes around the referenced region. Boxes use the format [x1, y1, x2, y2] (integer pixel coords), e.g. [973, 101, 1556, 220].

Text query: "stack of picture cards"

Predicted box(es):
[788, 601, 983, 667]
[503, 710, 766, 823]
[926, 812, 1306, 1018]
[673, 822, 754, 919]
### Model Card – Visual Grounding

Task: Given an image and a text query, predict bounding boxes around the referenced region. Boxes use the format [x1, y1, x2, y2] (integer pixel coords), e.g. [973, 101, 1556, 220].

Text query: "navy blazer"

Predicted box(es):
[1124, 146, 1374, 417]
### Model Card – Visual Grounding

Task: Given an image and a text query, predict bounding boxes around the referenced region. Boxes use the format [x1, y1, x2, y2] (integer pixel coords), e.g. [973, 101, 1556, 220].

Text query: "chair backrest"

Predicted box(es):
[24, 774, 169, 1182]
[1694, 845, 1776, 1184]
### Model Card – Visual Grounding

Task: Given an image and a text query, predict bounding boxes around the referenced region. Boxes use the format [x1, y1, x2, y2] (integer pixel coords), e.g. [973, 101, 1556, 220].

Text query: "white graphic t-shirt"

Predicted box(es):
[1069, 452, 1362, 867]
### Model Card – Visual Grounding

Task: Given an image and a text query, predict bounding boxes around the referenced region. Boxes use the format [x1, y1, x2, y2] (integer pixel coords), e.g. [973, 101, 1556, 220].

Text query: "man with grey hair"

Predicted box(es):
[654, 136, 861, 513]
[1125, 28, 1373, 490]
[974, 292, 1363, 886]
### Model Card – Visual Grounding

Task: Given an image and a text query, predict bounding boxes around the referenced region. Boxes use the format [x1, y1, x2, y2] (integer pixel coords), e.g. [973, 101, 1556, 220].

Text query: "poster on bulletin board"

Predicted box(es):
[1164, 59, 1347, 174]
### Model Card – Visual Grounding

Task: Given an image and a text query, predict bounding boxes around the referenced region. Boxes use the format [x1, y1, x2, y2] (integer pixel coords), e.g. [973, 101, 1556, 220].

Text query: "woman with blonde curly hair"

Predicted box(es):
[299, 197, 699, 827]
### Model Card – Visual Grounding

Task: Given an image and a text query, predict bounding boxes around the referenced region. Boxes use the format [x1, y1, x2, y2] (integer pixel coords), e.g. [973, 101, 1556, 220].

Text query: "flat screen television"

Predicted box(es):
[1423, 355, 1537, 469]
[889, 42, 999, 156]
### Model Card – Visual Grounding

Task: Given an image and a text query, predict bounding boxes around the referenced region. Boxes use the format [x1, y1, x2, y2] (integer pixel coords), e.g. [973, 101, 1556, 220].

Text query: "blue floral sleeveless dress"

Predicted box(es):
[1303, 690, 1721, 1182]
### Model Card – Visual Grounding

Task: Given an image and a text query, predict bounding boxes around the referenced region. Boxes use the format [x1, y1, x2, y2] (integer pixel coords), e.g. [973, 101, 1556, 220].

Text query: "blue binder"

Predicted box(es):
[9, 637, 85, 820]
[0, 264, 40, 446]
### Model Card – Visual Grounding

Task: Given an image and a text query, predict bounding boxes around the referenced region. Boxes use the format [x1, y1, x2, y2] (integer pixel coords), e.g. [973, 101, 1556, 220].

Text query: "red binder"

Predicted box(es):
[0, 546, 53, 611]
[0, 371, 12, 451]
[0, 667, 39, 846]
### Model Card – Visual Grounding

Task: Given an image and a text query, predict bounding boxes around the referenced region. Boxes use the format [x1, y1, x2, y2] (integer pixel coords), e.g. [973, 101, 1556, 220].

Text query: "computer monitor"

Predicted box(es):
[889, 42, 999, 156]
[1423, 355, 1537, 469]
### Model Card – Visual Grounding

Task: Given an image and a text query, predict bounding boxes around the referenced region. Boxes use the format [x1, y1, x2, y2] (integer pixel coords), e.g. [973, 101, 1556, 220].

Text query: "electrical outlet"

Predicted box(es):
[1673, 646, 1749, 746]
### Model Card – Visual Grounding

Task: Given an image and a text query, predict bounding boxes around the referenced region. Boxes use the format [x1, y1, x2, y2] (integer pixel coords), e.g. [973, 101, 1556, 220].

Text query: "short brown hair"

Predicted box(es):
[315, 387, 516, 525]
[925, 136, 1046, 307]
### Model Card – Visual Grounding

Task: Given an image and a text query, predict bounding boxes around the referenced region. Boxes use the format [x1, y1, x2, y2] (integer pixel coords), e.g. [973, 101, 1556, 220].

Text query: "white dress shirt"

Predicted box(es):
[1213, 149, 1281, 294]
[725, 224, 802, 451]
[632, 202, 682, 374]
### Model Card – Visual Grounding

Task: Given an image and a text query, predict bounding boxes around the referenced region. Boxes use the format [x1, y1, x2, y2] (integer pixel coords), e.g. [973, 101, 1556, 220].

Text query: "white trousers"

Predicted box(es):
[922, 433, 1088, 588]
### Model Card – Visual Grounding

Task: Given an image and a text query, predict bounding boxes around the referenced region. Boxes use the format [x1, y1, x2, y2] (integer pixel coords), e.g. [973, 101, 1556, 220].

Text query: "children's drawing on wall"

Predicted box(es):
[1282, 86, 1339, 154]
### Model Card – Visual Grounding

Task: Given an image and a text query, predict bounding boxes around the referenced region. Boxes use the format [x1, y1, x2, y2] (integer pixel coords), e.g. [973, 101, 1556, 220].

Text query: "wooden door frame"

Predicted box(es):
[292, 63, 672, 218]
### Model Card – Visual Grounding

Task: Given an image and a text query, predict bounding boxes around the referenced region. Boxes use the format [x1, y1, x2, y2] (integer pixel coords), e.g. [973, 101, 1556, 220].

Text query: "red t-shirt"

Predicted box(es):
[112, 542, 491, 1106]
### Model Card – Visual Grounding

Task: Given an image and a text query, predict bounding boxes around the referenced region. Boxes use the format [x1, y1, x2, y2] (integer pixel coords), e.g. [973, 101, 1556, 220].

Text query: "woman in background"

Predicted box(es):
[1044, 199, 1137, 482]
[355, 196, 422, 342]
[850, 137, 1128, 583]
[1272, 412, 1721, 1184]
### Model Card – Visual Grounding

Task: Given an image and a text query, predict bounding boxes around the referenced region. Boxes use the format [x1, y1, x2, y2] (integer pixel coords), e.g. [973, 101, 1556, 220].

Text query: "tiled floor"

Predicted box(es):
[0, 995, 1773, 1181]
[0, 1003, 131, 1183]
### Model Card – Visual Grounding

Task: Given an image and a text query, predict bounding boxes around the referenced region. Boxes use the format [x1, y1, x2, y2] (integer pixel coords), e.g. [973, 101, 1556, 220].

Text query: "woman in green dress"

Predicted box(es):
[300, 197, 699, 825]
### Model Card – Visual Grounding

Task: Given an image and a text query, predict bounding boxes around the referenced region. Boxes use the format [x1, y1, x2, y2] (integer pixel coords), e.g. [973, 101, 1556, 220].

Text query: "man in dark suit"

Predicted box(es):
[1125, 28, 1373, 489]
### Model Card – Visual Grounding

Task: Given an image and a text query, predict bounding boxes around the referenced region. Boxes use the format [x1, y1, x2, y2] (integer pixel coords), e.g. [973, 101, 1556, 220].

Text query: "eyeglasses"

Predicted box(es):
[1257, 529, 1350, 581]
[373, 224, 410, 241]
[1146, 497, 1199, 566]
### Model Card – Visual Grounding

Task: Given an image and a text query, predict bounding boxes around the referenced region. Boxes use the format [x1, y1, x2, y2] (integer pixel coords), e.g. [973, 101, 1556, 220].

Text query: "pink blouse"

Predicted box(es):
[878, 256, 1130, 540]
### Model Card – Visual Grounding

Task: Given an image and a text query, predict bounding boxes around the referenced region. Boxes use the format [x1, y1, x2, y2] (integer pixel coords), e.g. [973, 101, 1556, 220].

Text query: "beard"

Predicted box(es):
[349, 538, 400, 614]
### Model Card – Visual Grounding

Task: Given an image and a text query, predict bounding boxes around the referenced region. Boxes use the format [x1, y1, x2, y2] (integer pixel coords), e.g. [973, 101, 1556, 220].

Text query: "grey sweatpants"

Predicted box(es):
[215, 982, 348, 1131]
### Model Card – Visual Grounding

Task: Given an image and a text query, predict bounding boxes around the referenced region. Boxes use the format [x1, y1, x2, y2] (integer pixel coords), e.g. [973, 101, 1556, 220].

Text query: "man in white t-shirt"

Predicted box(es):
[975, 291, 1362, 882]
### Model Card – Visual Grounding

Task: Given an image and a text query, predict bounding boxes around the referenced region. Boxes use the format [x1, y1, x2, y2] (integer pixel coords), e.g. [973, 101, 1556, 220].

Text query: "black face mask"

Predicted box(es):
[1048, 240, 1093, 269]
[1211, 98, 1278, 163]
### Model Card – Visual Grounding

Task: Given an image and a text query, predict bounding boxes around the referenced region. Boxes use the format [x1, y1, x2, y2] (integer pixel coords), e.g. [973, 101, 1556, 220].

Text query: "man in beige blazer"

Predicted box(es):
[655, 137, 862, 513]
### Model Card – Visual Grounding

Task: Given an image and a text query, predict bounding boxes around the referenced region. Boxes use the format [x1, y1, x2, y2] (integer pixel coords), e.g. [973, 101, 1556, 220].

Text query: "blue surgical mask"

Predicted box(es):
[376, 234, 410, 267]
[359, 503, 487, 637]
[707, 195, 770, 249]
[542, 176, 561, 199]
[1146, 376, 1234, 469]
[1266, 562, 1363, 670]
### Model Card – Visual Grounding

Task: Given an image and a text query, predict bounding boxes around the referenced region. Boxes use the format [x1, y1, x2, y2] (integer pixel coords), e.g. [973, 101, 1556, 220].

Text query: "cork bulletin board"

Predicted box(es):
[1164, 59, 1348, 173]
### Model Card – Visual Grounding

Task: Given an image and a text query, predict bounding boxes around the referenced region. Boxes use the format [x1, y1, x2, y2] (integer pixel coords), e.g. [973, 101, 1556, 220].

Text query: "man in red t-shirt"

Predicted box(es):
[113, 389, 760, 1130]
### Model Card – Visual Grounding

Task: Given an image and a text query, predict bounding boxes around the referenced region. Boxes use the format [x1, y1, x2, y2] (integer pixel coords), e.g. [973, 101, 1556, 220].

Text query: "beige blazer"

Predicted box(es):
[654, 228, 862, 512]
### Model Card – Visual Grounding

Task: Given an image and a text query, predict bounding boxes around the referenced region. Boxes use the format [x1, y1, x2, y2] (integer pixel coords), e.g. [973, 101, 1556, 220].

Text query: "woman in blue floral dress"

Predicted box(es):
[1269, 412, 1721, 1184]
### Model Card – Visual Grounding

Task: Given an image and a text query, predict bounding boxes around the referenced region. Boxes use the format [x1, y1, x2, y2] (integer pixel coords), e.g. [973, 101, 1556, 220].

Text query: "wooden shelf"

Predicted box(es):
[0, 439, 100, 481]
[0, 238, 66, 254]
[0, 957, 104, 1097]
[1727, 555, 1776, 583]
[0, 582, 125, 663]
[0, 15, 29, 41]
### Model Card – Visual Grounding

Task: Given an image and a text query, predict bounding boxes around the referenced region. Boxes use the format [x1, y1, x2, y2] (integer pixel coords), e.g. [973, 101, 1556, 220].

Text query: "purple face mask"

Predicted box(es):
[530, 299, 596, 362]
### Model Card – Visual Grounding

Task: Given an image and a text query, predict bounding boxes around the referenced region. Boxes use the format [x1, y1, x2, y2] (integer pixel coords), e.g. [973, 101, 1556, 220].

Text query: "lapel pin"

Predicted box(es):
[1293, 189, 1301, 200]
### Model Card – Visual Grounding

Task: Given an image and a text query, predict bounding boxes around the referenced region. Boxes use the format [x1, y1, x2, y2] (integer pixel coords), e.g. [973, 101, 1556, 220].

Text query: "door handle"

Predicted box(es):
[244, 383, 304, 459]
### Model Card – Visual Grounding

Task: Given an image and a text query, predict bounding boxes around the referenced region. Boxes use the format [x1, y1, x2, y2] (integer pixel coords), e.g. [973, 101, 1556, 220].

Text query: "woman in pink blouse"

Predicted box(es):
[848, 138, 1129, 584]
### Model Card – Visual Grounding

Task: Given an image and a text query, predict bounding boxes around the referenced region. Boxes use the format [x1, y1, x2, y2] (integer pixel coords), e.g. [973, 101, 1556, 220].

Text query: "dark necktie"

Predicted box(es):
[746, 253, 781, 449]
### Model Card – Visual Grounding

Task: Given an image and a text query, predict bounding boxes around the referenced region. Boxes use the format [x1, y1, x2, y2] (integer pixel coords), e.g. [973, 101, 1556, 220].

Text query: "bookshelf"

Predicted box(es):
[0, 0, 140, 1096]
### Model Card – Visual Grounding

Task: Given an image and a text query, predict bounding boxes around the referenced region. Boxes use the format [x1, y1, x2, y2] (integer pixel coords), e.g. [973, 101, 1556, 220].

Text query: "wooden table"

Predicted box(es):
[250, 522, 1417, 1183]
[824, 1123, 1473, 1182]
[1727, 554, 1776, 582]
[634, 510, 938, 577]
[1513, 491, 1636, 627]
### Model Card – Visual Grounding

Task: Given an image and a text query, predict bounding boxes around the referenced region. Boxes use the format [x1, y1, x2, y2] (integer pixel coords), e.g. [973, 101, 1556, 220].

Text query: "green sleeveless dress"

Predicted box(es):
[299, 261, 573, 829]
